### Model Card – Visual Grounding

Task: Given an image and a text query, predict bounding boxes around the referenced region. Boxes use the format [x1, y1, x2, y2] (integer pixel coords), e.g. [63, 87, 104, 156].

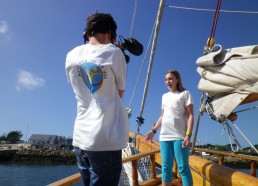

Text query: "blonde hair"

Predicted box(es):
[165, 70, 185, 92]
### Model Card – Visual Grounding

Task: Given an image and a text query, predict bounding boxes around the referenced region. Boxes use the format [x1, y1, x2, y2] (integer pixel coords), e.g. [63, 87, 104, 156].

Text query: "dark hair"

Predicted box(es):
[165, 70, 185, 92]
[83, 12, 117, 42]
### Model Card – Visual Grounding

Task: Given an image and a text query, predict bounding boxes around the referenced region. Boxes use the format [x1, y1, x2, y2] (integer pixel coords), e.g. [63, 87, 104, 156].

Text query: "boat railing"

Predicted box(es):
[192, 147, 258, 177]
[48, 149, 163, 186]
[47, 145, 258, 186]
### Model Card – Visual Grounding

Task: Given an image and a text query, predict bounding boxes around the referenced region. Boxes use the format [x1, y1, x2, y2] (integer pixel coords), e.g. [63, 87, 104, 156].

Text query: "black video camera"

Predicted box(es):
[116, 35, 143, 64]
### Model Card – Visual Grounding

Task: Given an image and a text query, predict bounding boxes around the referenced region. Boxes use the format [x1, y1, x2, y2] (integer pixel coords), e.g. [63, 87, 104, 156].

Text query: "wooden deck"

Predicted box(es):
[155, 176, 182, 186]
[170, 177, 182, 186]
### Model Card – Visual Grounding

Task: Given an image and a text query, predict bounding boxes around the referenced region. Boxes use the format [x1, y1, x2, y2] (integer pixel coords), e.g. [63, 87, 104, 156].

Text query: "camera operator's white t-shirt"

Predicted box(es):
[159, 90, 193, 141]
[65, 43, 129, 151]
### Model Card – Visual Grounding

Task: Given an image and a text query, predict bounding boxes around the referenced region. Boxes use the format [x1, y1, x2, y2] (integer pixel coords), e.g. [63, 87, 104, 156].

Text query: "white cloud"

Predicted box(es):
[16, 70, 45, 91]
[0, 21, 8, 34]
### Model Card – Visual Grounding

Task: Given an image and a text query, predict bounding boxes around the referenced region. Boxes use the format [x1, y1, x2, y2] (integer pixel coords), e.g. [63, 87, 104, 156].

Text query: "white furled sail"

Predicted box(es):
[196, 44, 258, 122]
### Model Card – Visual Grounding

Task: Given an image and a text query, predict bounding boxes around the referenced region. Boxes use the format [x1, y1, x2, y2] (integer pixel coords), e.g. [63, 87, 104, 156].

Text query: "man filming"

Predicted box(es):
[65, 12, 129, 186]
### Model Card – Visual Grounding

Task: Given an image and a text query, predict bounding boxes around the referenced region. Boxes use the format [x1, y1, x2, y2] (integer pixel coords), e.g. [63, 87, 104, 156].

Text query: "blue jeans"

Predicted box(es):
[160, 140, 193, 186]
[74, 147, 122, 186]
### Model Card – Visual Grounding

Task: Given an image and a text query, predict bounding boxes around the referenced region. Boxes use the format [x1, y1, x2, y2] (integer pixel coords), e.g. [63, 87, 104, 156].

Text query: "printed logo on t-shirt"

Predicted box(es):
[80, 62, 103, 94]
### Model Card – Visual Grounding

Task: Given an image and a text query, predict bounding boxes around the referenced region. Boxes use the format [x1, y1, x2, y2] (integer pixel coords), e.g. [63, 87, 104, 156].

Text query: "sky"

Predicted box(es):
[1, 0, 258, 148]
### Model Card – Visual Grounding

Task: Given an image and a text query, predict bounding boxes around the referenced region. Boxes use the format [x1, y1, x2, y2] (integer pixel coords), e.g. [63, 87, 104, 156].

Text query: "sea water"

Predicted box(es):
[0, 163, 257, 186]
[0, 162, 82, 186]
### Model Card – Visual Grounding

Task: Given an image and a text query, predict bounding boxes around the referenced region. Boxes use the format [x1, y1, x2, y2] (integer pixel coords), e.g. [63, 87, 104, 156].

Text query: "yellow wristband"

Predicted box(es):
[186, 131, 192, 137]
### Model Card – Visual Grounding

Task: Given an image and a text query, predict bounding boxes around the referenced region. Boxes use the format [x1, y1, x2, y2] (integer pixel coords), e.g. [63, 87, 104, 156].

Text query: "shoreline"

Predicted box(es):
[5, 149, 76, 164]
[0, 149, 254, 169]
[0, 149, 18, 161]
[199, 154, 253, 169]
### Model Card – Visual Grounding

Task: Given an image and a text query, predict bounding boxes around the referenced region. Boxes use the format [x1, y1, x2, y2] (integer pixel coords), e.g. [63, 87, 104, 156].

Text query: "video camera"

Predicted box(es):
[115, 35, 143, 64]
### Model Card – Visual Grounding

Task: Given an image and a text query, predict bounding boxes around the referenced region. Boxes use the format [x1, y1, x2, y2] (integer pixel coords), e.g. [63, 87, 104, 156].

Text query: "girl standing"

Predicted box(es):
[145, 70, 194, 186]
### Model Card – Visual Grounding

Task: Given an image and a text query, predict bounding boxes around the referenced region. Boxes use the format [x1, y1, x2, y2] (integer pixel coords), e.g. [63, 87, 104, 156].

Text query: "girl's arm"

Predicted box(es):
[145, 109, 164, 141]
[183, 103, 194, 148]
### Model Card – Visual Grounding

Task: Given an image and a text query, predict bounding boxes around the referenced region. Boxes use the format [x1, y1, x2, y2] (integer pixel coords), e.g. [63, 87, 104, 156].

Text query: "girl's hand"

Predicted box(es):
[182, 136, 190, 148]
[145, 131, 155, 141]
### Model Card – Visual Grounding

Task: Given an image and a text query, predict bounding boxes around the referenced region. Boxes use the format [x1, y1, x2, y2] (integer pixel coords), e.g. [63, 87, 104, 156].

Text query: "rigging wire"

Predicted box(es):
[129, 0, 139, 37]
[128, 21, 156, 108]
[126, 0, 154, 113]
[166, 5, 258, 14]
[223, 121, 241, 152]
[189, 165, 217, 186]
[124, 0, 139, 106]
[231, 121, 258, 154]
[191, 93, 205, 153]
[234, 105, 258, 114]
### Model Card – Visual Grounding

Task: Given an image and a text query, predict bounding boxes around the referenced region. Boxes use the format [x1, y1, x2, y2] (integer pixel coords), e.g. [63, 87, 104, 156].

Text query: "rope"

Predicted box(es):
[166, 5, 258, 14]
[231, 121, 258, 154]
[191, 93, 205, 152]
[234, 105, 258, 114]
[200, 94, 242, 152]
[128, 21, 156, 108]
[125, 0, 139, 108]
[208, 0, 222, 48]
[220, 121, 240, 152]
[226, 122, 241, 152]
[129, 0, 139, 37]
[189, 165, 217, 185]
[199, 94, 258, 153]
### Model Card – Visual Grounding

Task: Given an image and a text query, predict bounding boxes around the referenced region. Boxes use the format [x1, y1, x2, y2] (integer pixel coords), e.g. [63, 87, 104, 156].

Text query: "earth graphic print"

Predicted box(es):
[80, 62, 104, 94]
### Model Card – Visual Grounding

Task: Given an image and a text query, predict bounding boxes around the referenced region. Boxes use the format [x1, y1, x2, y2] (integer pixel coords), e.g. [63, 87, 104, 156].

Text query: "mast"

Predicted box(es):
[139, 0, 165, 118]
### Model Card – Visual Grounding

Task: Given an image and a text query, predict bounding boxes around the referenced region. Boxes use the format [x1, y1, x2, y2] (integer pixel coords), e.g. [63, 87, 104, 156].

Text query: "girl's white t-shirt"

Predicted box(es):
[65, 43, 129, 151]
[159, 90, 193, 141]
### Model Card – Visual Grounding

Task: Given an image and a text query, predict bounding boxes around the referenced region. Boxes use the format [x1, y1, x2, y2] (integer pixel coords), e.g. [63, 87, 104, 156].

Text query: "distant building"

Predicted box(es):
[28, 134, 59, 145]
[28, 134, 73, 150]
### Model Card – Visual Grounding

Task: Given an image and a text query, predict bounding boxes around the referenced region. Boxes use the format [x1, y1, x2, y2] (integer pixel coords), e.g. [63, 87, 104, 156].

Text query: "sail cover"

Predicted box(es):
[196, 44, 258, 121]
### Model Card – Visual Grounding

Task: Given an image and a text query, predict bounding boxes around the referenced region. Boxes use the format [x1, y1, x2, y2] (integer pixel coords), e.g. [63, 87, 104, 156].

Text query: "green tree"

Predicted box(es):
[214, 144, 228, 151]
[6, 130, 23, 142]
[0, 133, 7, 141]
